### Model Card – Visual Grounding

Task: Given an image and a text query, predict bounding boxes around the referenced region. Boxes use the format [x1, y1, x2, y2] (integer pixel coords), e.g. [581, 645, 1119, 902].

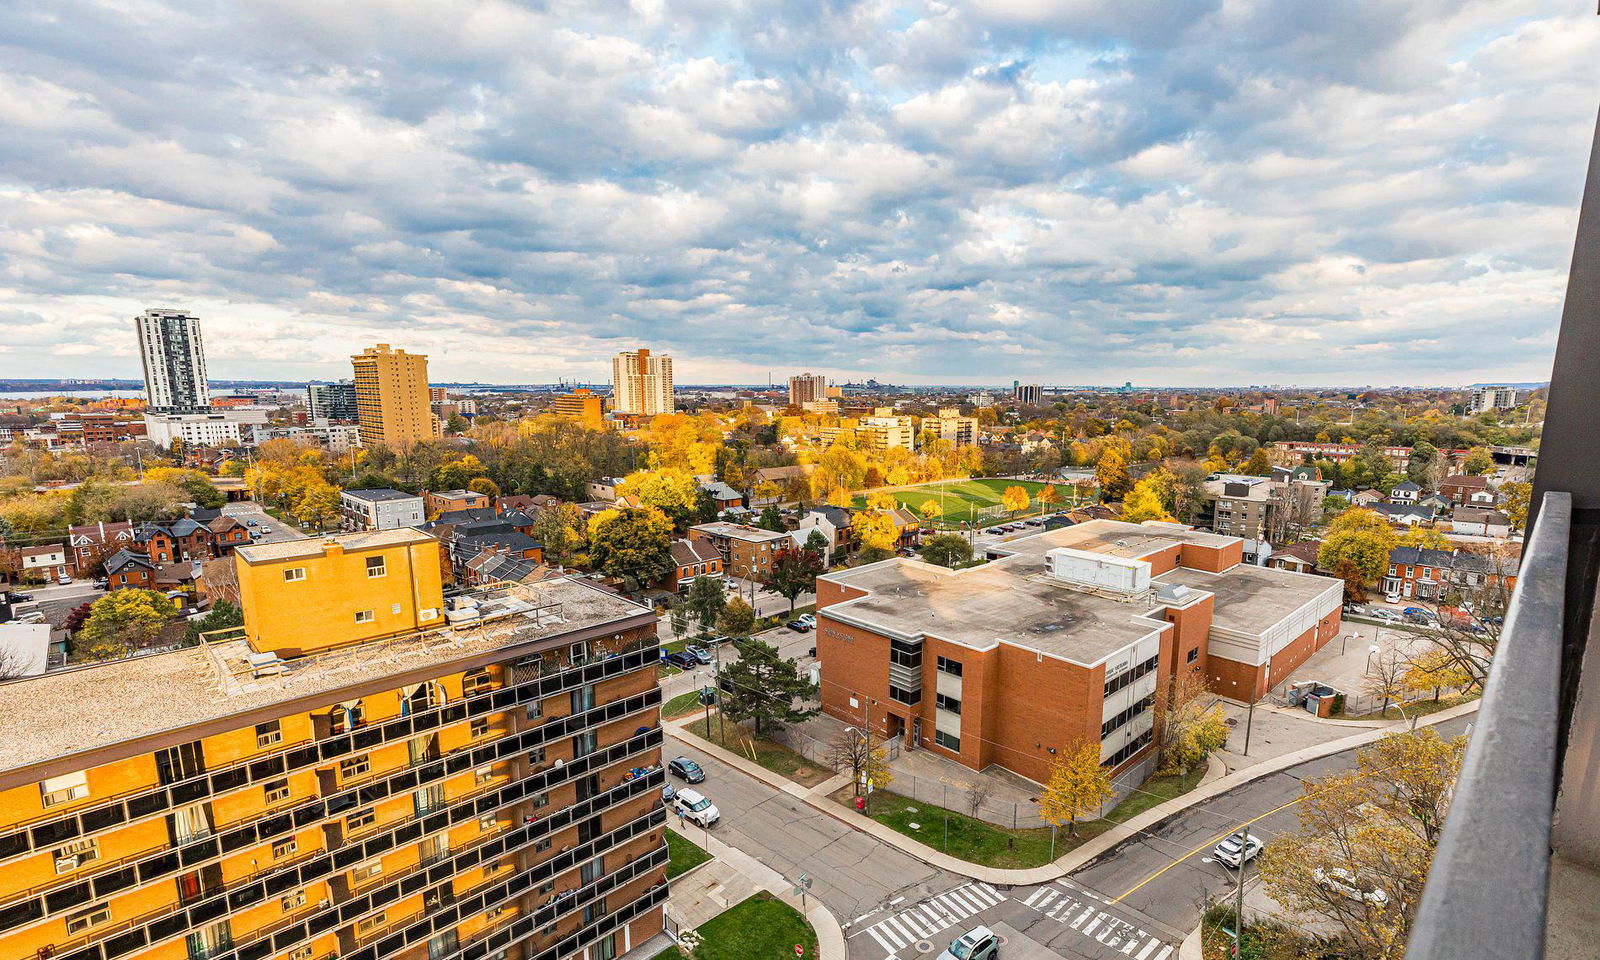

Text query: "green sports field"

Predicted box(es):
[851, 478, 1057, 527]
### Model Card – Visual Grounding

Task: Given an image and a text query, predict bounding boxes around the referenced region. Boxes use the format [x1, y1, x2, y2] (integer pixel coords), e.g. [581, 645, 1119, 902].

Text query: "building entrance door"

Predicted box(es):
[910, 717, 922, 750]
[886, 713, 904, 743]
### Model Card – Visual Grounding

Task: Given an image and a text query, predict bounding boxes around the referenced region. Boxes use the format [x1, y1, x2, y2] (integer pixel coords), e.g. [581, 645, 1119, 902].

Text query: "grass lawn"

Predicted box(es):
[694, 892, 818, 960]
[685, 716, 834, 788]
[852, 478, 1060, 526]
[666, 828, 712, 880]
[663, 690, 708, 719]
[648, 948, 684, 960]
[1344, 691, 1480, 722]
[844, 765, 1208, 869]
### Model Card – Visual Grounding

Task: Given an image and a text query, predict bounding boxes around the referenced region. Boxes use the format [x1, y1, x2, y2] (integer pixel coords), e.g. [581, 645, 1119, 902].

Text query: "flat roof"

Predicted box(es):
[991, 519, 1236, 561]
[0, 577, 650, 777]
[342, 488, 420, 502]
[1157, 564, 1339, 636]
[822, 558, 1167, 666]
[235, 528, 435, 564]
[690, 522, 792, 543]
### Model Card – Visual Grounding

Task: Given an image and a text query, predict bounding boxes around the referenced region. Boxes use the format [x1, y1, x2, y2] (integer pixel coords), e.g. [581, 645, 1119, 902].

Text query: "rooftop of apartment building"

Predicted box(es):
[0, 574, 651, 776]
[341, 487, 420, 502]
[233, 526, 429, 563]
[688, 521, 793, 543]
[821, 519, 1330, 663]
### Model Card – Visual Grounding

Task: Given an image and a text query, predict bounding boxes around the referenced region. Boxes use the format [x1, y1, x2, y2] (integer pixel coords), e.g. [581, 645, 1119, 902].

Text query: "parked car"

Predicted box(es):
[661, 783, 677, 804]
[1368, 609, 1403, 623]
[668, 757, 706, 783]
[786, 619, 811, 632]
[246, 519, 258, 526]
[672, 788, 720, 827]
[58, 575, 73, 585]
[665, 651, 698, 670]
[92, 577, 108, 589]
[795, 613, 815, 629]
[1314, 867, 1390, 907]
[684, 645, 713, 665]
[1212, 833, 1264, 869]
[937, 925, 1000, 960]
[259, 525, 273, 534]
[1402, 608, 1437, 626]
[720, 577, 738, 590]
[9, 593, 33, 603]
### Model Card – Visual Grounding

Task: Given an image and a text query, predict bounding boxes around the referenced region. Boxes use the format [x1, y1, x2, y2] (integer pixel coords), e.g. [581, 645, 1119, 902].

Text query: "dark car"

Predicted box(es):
[668, 757, 706, 783]
[9, 593, 33, 602]
[786, 619, 811, 632]
[666, 651, 698, 670]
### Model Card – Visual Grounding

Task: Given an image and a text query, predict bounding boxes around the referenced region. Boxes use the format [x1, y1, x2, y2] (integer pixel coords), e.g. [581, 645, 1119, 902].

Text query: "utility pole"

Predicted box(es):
[1243, 698, 1256, 756]
[1233, 828, 1248, 956]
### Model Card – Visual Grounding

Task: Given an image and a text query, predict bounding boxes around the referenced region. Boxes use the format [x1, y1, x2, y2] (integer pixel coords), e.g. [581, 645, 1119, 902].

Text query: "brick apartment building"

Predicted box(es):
[686, 522, 795, 581]
[815, 519, 1341, 785]
[426, 489, 491, 520]
[0, 529, 668, 960]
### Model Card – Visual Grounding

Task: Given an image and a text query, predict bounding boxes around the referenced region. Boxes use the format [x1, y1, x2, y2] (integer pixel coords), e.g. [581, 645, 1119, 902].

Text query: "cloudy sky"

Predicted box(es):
[0, 1, 1596, 387]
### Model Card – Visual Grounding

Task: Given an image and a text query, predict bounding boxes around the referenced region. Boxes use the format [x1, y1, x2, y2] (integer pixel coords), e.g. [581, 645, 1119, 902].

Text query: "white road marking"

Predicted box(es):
[866, 926, 899, 955]
[1083, 916, 1102, 936]
[1071, 907, 1094, 930]
[1154, 947, 1174, 960]
[1136, 938, 1162, 960]
[1023, 887, 1050, 908]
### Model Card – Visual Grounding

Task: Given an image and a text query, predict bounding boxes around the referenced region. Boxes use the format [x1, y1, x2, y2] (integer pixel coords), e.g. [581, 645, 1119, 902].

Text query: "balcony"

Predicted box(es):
[1405, 105, 1600, 960]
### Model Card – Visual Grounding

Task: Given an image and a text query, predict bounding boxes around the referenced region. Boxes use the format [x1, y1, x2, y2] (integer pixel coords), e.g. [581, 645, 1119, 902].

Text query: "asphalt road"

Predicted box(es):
[222, 502, 309, 545]
[9, 581, 104, 625]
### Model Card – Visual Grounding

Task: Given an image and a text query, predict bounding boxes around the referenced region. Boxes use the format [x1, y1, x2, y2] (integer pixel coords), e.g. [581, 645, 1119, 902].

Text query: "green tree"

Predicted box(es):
[1318, 509, 1397, 599]
[529, 502, 585, 566]
[918, 533, 973, 568]
[446, 413, 470, 434]
[715, 596, 757, 641]
[765, 544, 824, 614]
[757, 504, 784, 532]
[716, 636, 818, 736]
[586, 507, 675, 590]
[77, 589, 177, 661]
[683, 575, 728, 634]
[185, 599, 243, 645]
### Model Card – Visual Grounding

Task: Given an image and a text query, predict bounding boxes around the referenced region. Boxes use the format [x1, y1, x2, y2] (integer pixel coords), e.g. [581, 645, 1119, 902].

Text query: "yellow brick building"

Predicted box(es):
[551, 390, 604, 431]
[351, 345, 437, 451]
[0, 531, 666, 960]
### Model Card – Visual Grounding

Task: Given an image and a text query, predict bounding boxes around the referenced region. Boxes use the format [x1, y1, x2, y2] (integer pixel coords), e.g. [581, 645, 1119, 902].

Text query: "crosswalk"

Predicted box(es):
[1021, 881, 1173, 959]
[859, 882, 1007, 957]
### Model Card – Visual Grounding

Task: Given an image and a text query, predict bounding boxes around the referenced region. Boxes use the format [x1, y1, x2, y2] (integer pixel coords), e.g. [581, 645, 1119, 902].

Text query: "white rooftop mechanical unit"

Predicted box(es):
[1045, 547, 1151, 595]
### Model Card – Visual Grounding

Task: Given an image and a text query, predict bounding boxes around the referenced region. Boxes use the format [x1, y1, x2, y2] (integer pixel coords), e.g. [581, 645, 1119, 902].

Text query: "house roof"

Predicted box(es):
[753, 465, 810, 483]
[1391, 480, 1422, 492]
[1371, 502, 1433, 520]
[342, 488, 420, 503]
[699, 481, 743, 501]
[1453, 506, 1511, 525]
[1274, 541, 1322, 566]
[68, 521, 133, 545]
[435, 507, 501, 525]
[19, 544, 63, 558]
[104, 548, 157, 573]
[671, 539, 722, 567]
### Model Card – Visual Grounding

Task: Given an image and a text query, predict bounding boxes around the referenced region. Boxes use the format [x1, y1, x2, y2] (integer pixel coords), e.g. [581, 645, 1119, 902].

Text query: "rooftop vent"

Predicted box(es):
[1155, 583, 1192, 605]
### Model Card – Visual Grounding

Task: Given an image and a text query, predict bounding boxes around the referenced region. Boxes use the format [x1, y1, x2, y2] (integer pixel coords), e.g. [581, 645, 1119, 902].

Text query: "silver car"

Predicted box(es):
[937, 926, 998, 960]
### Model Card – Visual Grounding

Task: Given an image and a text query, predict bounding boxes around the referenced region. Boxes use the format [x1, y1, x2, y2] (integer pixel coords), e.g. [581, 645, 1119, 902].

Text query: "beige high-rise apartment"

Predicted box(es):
[351, 344, 436, 449]
[788, 373, 827, 407]
[609, 349, 674, 416]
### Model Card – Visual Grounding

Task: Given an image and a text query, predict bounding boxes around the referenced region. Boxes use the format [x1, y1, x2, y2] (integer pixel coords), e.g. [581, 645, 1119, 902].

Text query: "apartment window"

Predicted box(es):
[272, 838, 298, 859]
[169, 803, 213, 845]
[339, 755, 371, 781]
[484, 904, 506, 920]
[1187, 648, 1200, 664]
[571, 683, 596, 713]
[888, 684, 921, 705]
[534, 837, 552, 853]
[39, 771, 89, 807]
[255, 719, 283, 748]
[65, 904, 111, 935]
[328, 700, 365, 734]
[263, 778, 291, 804]
[366, 556, 387, 578]
[532, 791, 549, 810]
[354, 609, 375, 624]
[936, 657, 962, 677]
[463, 668, 492, 696]
[155, 741, 206, 784]
[888, 637, 922, 670]
[528, 746, 547, 767]
[479, 813, 499, 832]
[351, 859, 384, 885]
[356, 912, 387, 936]
[282, 568, 306, 582]
[280, 890, 306, 911]
[934, 730, 960, 752]
[572, 730, 597, 758]
[470, 716, 490, 739]
[287, 948, 313, 960]
[53, 838, 100, 873]
[934, 693, 961, 715]
[346, 808, 376, 832]
[1104, 655, 1160, 695]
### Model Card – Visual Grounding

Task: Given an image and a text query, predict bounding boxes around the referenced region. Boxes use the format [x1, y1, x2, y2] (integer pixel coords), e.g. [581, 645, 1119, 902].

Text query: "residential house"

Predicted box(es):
[658, 538, 724, 593]
[698, 479, 745, 513]
[1383, 546, 1521, 602]
[103, 548, 158, 590]
[19, 544, 69, 581]
[134, 518, 212, 564]
[204, 514, 251, 554]
[1370, 502, 1435, 527]
[1266, 541, 1322, 574]
[584, 477, 626, 502]
[795, 505, 852, 560]
[750, 464, 812, 505]
[340, 487, 425, 531]
[1451, 506, 1513, 538]
[687, 521, 795, 580]
[1439, 473, 1494, 506]
[1352, 489, 1387, 507]
[423, 488, 490, 519]
[1389, 480, 1422, 503]
[67, 521, 136, 575]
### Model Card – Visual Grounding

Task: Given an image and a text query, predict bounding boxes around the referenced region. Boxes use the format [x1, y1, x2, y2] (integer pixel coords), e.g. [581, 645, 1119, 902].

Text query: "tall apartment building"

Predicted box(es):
[553, 390, 604, 430]
[135, 310, 211, 414]
[815, 519, 1341, 785]
[0, 529, 667, 960]
[856, 416, 915, 450]
[687, 522, 795, 580]
[787, 374, 827, 408]
[351, 345, 436, 450]
[609, 350, 673, 417]
[307, 382, 359, 422]
[1468, 385, 1518, 414]
[1012, 382, 1043, 407]
[928, 409, 977, 446]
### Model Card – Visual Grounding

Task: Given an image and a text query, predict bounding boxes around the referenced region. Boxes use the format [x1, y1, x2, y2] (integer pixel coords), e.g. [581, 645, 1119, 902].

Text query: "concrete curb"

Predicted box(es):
[1179, 924, 1203, 960]
[690, 823, 847, 960]
[665, 701, 1479, 886]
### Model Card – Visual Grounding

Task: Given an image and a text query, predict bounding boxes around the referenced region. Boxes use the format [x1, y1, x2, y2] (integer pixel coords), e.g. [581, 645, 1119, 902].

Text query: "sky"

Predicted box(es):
[0, 1, 1596, 388]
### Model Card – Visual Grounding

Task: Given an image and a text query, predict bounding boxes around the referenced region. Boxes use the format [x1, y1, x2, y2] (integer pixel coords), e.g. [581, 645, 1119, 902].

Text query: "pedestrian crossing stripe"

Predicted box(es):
[858, 883, 1007, 955]
[1020, 884, 1171, 960]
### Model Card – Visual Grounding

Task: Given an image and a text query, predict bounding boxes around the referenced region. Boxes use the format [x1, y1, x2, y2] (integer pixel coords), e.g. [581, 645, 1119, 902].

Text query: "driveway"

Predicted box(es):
[223, 502, 310, 544]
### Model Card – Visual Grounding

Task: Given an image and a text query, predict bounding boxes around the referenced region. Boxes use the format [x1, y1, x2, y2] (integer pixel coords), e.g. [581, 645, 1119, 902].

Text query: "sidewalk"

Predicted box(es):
[664, 699, 1479, 887]
[665, 811, 848, 960]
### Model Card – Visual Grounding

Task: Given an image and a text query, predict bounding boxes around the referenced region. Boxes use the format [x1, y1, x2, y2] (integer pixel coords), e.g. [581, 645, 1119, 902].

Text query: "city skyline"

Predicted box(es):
[0, 4, 1595, 386]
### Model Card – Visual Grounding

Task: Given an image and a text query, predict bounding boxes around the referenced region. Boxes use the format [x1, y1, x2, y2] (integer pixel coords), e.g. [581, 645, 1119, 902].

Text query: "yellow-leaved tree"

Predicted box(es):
[1039, 741, 1116, 836]
[1001, 484, 1030, 517]
[918, 499, 943, 520]
[1402, 650, 1472, 702]
[850, 510, 899, 555]
[1119, 475, 1174, 523]
[865, 490, 898, 511]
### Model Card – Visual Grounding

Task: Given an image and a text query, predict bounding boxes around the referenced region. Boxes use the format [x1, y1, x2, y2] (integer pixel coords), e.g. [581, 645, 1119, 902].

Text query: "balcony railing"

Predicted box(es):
[1407, 100, 1600, 960]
